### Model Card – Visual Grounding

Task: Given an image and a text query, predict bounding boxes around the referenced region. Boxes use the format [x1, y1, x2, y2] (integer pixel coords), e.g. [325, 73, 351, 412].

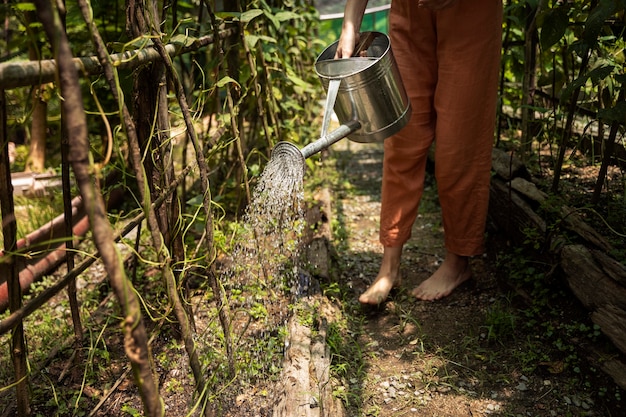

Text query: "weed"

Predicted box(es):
[326, 317, 367, 411]
[482, 299, 517, 343]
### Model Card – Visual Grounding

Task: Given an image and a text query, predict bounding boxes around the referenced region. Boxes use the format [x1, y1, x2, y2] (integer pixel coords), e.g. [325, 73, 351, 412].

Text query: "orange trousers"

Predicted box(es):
[380, 0, 503, 256]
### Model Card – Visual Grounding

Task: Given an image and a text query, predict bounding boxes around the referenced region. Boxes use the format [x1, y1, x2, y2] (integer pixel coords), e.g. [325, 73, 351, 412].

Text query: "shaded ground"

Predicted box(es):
[322, 138, 624, 416]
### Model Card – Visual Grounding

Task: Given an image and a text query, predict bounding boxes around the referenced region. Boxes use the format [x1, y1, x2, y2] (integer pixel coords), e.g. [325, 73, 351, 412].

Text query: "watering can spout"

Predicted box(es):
[272, 119, 361, 165]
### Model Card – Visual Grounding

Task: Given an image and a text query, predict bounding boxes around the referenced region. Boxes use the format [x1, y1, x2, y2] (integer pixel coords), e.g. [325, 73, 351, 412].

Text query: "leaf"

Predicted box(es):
[240, 9, 264, 23]
[244, 34, 276, 49]
[583, 0, 615, 47]
[245, 34, 261, 48]
[14, 2, 36, 12]
[274, 11, 301, 22]
[263, 9, 281, 29]
[286, 71, 312, 91]
[215, 11, 240, 20]
[216, 76, 240, 89]
[539, 7, 569, 50]
[587, 64, 615, 83]
[169, 34, 196, 48]
[560, 65, 614, 103]
[597, 102, 626, 123]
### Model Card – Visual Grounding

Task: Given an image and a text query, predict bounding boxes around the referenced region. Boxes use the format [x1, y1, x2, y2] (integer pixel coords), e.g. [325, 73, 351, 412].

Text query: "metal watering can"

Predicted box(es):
[272, 32, 412, 165]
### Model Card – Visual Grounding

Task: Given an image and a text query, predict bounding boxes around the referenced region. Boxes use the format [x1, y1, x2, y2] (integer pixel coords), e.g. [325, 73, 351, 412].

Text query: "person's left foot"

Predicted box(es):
[411, 254, 471, 301]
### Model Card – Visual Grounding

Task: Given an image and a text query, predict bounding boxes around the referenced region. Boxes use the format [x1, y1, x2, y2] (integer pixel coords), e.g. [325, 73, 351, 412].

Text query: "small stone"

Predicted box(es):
[515, 382, 528, 391]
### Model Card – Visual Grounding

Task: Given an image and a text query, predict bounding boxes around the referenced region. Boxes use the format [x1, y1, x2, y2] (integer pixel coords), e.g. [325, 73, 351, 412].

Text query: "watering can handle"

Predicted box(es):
[352, 32, 376, 57]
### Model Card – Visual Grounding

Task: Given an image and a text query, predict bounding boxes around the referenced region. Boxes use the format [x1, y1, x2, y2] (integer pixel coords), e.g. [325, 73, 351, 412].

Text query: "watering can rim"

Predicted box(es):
[314, 31, 390, 80]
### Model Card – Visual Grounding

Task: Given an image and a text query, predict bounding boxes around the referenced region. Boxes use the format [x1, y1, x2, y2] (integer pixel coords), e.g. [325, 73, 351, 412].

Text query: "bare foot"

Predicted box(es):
[359, 246, 402, 305]
[412, 252, 472, 301]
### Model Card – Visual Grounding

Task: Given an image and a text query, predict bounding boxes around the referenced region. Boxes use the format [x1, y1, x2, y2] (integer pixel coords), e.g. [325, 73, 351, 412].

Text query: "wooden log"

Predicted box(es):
[561, 245, 626, 311]
[592, 304, 626, 354]
[510, 177, 548, 203]
[304, 188, 333, 280]
[599, 357, 626, 392]
[272, 295, 346, 417]
[272, 189, 345, 417]
[560, 206, 613, 252]
[488, 177, 546, 243]
[590, 249, 626, 286]
[491, 148, 530, 180]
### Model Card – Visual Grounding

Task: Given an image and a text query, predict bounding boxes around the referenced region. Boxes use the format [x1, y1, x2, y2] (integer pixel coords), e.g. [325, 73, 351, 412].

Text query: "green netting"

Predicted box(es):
[319, 8, 389, 46]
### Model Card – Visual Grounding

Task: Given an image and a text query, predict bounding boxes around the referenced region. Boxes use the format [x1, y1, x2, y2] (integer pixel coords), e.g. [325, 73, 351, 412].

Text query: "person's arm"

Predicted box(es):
[335, 0, 369, 58]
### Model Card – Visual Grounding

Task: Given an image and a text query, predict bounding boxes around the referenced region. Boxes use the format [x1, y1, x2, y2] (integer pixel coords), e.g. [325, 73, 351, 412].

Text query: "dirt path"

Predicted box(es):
[324, 139, 623, 416]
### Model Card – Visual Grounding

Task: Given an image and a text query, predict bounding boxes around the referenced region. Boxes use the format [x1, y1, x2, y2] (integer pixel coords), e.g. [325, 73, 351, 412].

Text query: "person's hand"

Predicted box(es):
[335, 29, 359, 58]
[417, 0, 459, 10]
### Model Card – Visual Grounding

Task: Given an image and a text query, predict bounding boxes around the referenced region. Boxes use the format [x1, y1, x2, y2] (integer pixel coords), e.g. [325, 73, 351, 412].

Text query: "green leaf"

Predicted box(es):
[216, 76, 240, 88]
[240, 9, 264, 23]
[169, 34, 197, 48]
[14, 2, 36, 12]
[560, 65, 614, 103]
[587, 64, 615, 83]
[216, 11, 241, 20]
[539, 7, 569, 50]
[583, 0, 615, 47]
[286, 71, 311, 90]
[597, 102, 626, 123]
[263, 9, 280, 29]
[245, 34, 261, 48]
[244, 34, 276, 49]
[274, 11, 301, 22]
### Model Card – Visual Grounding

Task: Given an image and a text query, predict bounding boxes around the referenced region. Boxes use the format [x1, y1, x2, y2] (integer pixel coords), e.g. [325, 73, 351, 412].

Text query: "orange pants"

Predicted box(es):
[380, 0, 503, 256]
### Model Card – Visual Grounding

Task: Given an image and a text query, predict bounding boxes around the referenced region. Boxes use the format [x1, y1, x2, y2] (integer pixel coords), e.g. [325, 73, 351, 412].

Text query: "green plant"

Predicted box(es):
[482, 300, 517, 343]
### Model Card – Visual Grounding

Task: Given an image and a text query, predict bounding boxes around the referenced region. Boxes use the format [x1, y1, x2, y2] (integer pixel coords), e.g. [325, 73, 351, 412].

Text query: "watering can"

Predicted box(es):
[272, 32, 412, 165]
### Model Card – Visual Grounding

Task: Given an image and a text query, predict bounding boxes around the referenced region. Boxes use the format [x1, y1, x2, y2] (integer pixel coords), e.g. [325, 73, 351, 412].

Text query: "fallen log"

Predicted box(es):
[488, 177, 546, 244]
[561, 245, 626, 311]
[272, 189, 345, 417]
[272, 295, 345, 417]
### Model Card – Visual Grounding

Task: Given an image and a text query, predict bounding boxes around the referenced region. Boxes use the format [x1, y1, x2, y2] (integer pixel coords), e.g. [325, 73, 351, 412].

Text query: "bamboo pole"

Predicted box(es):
[0, 28, 235, 90]
[0, 88, 31, 416]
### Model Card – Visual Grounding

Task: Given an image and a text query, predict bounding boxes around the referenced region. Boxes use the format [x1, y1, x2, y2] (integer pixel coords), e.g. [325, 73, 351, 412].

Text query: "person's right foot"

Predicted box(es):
[358, 246, 402, 305]
[358, 274, 401, 305]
